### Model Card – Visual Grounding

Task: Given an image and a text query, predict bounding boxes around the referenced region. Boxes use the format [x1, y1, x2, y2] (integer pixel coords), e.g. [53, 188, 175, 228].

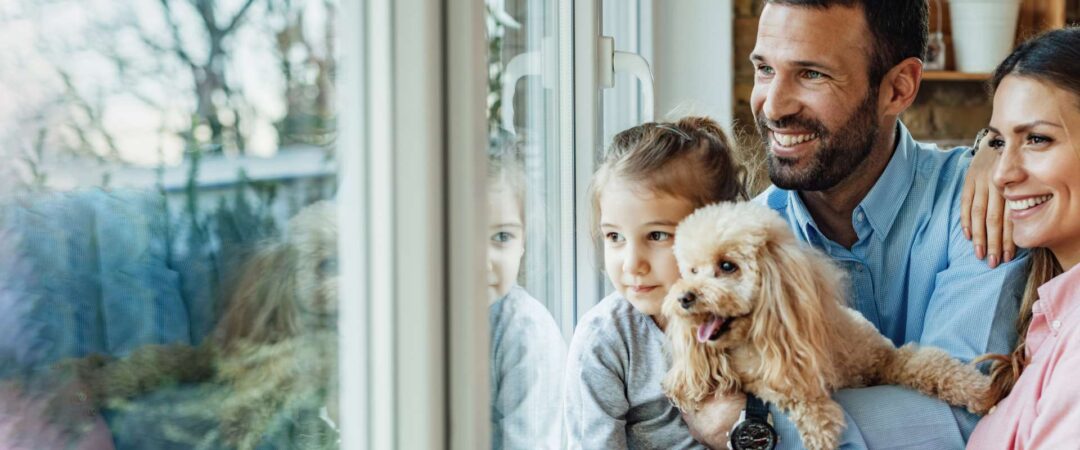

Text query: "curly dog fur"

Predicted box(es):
[661, 202, 993, 450]
[70, 200, 339, 450]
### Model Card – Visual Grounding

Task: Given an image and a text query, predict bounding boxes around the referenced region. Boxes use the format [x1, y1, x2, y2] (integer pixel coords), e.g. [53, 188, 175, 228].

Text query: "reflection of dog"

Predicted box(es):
[73, 201, 339, 450]
[661, 202, 991, 450]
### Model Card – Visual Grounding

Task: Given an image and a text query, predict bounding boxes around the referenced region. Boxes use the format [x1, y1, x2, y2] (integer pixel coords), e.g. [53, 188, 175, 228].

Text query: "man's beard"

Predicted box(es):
[757, 91, 880, 192]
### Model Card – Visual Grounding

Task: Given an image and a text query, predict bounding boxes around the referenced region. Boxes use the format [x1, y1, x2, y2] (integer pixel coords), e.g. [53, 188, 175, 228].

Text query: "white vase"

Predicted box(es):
[948, 0, 1022, 73]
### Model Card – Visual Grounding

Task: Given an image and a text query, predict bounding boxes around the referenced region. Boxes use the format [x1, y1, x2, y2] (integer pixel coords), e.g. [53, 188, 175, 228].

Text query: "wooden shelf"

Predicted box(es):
[923, 71, 991, 82]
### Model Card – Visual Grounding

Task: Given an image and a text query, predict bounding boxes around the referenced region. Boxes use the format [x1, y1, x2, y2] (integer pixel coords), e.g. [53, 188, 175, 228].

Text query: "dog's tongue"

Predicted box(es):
[696, 316, 726, 343]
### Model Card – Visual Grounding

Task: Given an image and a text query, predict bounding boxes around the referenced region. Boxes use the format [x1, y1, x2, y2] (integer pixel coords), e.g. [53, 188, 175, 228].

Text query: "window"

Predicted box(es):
[0, 1, 733, 448]
[0, 1, 343, 448]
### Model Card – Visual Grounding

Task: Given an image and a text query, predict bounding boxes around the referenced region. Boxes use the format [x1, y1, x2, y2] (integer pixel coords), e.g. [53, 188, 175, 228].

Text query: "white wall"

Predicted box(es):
[651, 0, 734, 133]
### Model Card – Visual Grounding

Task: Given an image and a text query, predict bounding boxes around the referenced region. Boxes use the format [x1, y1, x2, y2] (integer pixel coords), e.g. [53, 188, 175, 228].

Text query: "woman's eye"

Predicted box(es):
[648, 231, 671, 241]
[987, 137, 1005, 150]
[492, 231, 514, 243]
[605, 232, 623, 243]
[1027, 134, 1052, 145]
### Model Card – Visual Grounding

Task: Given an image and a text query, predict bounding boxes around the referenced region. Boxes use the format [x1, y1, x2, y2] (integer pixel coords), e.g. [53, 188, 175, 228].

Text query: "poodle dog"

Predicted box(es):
[660, 202, 992, 450]
[71, 200, 339, 450]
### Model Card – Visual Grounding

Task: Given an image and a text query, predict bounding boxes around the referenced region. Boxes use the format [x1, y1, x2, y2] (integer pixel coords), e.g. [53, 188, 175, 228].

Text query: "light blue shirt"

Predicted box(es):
[756, 122, 1029, 449]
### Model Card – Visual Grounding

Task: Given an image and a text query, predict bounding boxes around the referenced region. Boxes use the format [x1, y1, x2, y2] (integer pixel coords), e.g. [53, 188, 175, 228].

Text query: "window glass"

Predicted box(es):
[485, 0, 569, 447]
[0, 1, 341, 448]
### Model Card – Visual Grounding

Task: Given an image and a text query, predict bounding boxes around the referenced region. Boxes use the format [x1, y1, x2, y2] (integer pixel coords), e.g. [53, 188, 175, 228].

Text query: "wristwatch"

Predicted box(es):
[727, 394, 778, 450]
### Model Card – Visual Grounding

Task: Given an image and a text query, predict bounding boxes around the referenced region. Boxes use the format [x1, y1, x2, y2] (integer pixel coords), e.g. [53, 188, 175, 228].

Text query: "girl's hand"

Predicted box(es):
[961, 131, 1014, 268]
[681, 390, 746, 449]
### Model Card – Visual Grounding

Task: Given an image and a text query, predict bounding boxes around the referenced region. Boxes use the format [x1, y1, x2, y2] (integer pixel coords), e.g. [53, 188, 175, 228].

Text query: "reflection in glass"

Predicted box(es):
[486, 143, 566, 450]
[0, 0, 340, 448]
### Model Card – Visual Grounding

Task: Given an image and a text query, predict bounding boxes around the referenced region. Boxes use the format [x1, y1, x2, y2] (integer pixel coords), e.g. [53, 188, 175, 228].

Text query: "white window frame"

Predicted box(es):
[341, 0, 735, 447]
[340, 0, 488, 448]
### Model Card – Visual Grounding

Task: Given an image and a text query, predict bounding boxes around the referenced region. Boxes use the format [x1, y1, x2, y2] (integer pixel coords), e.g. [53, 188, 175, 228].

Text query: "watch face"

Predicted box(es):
[731, 420, 776, 450]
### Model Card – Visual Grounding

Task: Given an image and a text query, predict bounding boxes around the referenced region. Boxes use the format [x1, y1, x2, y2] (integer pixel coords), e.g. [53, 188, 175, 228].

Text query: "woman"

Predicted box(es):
[968, 26, 1080, 449]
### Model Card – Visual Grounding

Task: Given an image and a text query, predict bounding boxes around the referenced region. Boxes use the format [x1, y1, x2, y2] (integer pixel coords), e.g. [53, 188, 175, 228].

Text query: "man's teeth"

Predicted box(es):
[1008, 195, 1052, 211]
[774, 132, 818, 147]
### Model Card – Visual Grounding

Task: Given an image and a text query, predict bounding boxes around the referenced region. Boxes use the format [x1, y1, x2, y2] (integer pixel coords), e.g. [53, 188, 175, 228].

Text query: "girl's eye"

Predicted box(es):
[605, 232, 624, 243]
[492, 231, 514, 243]
[648, 231, 671, 241]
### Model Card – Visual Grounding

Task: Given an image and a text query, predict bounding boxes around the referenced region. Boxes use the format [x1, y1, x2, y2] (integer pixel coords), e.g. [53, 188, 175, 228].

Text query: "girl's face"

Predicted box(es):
[599, 178, 696, 317]
[488, 183, 525, 302]
[990, 75, 1080, 270]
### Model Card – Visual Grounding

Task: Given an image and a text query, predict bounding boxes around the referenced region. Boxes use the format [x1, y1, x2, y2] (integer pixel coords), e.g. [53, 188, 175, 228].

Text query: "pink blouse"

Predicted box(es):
[968, 263, 1080, 449]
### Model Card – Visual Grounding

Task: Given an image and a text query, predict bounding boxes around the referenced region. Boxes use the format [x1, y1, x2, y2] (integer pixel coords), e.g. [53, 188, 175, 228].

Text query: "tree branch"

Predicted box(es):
[223, 0, 260, 36]
[158, 0, 198, 67]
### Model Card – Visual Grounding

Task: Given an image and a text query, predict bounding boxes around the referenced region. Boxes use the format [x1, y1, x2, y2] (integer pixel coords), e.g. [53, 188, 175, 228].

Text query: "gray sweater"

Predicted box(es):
[563, 293, 704, 450]
[490, 285, 567, 450]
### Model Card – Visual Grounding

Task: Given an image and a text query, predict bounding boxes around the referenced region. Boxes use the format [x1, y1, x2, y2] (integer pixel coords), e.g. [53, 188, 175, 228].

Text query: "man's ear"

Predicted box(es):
[878, 56, 923, 117]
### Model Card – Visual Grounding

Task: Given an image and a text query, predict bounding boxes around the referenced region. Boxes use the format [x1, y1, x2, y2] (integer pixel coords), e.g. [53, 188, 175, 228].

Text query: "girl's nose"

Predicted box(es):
[623, 243, 649, 275]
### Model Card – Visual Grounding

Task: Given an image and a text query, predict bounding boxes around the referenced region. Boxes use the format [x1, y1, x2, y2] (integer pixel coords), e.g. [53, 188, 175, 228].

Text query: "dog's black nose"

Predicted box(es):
[679, 292, 697, 309]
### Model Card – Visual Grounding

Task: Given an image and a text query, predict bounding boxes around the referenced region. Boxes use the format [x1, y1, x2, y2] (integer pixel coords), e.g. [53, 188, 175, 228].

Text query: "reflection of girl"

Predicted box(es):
[486, 145, 566, 450]
[967, 27, 1080, 449]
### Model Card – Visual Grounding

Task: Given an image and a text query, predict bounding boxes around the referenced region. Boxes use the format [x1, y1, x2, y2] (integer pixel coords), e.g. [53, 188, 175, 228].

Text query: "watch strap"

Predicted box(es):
[745, 393, 770, 421]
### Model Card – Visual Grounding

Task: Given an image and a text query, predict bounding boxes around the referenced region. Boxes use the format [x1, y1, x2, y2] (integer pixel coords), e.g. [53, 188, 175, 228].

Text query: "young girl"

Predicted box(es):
[486, 143, 566, 450]
[563, 116, 749, 449]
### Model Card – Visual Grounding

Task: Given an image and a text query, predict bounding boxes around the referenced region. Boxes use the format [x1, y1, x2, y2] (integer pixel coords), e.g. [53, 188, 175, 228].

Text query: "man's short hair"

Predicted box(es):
[766, 0, 928, 86]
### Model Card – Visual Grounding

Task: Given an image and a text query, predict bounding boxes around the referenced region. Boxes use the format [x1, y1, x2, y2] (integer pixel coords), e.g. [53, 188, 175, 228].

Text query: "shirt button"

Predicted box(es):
[1053, 320, 1062, 330]
[855, 212, 865, 222]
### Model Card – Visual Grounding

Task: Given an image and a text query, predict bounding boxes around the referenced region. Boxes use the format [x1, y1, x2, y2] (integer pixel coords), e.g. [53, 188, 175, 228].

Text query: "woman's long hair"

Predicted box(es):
[981, 26, 1080, 404]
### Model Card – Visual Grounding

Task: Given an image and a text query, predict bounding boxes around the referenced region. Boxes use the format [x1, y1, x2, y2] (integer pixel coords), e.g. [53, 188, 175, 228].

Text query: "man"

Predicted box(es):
[683, 1, 1029, 448]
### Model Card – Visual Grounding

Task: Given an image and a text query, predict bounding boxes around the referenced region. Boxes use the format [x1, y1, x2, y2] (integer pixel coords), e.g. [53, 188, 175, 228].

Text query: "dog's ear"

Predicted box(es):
[749, 236, 845, 397]
[662, 297, 740, 412]
[216, 242, 301, 350]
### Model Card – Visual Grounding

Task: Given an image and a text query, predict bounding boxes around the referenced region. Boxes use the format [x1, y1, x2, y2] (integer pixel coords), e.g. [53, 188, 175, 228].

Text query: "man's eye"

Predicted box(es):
[803, 70, 825, 80]
[756, 65, 775, 76]
[648, 231, 671, 241]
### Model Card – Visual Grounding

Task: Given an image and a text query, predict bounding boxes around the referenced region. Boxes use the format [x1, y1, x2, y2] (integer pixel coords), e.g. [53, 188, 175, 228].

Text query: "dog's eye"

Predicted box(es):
[719, 261, 738, 273]
[690, 268, 697, 274]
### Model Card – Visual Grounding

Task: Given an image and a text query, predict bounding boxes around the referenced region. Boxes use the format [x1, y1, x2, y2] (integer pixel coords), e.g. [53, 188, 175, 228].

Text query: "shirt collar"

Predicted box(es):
[859, 123, 917, 240]
[785, 122, 916, 244]
[1036, 262, 1080, 324]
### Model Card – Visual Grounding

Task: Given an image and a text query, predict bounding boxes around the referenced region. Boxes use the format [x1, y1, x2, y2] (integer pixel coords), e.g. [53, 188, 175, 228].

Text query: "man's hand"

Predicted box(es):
[681, 390, 746, 449]
[961, 130, 1014, 268]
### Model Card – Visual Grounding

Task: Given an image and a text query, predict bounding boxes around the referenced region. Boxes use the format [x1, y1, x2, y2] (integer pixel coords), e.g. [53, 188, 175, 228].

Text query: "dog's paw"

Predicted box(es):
[966, 383, 998, 415]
